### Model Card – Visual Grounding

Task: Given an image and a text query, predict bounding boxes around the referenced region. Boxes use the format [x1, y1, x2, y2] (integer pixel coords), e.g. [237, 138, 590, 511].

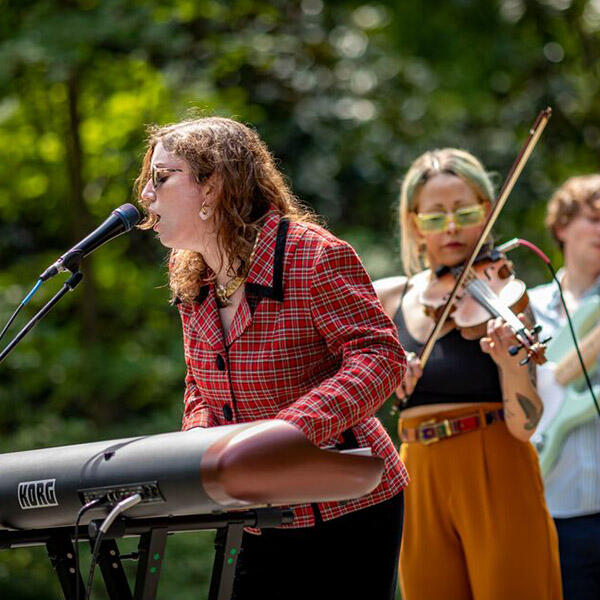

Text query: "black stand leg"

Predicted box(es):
[46, 534, 85, 600]
[134, 528, 168, 600]
[1, 509, 292, 600]
[95, 538, 133, 600]
[209, 522, 244, 600]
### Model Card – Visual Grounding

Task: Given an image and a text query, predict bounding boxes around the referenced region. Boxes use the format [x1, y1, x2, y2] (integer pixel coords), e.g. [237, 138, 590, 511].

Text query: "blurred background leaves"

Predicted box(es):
[0, 0, 598, 597]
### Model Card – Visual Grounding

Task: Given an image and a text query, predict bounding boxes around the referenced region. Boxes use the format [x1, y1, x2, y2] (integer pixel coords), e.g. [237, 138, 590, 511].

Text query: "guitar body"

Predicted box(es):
[533, 296, 600, 478]
[535, 375, 600, 477]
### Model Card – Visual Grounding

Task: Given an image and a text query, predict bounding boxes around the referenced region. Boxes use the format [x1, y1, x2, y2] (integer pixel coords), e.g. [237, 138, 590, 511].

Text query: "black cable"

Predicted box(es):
[74, 497, 107, 600]
[0, 306, 22, 345]
[545, 261, 600, 420]
[498, 238, 600, 422]
[0, 280, 43, 344]
[85, 533, 104, 600]
[0, 272, 82, 366]
[85, 493, 142, 600]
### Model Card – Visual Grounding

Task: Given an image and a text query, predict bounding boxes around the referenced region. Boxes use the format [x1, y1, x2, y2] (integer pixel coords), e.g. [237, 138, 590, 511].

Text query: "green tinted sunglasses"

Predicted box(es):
[414, 204, 486, 233]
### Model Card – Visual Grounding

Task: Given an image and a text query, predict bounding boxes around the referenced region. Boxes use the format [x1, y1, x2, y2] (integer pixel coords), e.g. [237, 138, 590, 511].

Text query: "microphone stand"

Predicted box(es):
[0, 271, 83, 365]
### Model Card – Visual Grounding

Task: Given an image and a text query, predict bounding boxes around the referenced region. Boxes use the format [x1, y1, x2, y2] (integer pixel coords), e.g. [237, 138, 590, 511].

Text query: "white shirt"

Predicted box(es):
[529, 270, 600, 518]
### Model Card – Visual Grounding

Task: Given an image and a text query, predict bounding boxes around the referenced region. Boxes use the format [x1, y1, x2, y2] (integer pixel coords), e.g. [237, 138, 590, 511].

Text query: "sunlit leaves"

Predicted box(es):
[0, 1, 599, 596]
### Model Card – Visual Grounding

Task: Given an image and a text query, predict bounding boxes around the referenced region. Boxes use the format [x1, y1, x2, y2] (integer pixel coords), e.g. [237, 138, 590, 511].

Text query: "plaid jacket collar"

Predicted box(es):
[189, 211, 288, 350]
[244, 210, 288, 301]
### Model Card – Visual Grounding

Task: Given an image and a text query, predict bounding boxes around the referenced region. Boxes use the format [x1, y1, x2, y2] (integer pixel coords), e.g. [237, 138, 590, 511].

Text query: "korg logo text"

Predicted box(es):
[18, 479, 58, 510]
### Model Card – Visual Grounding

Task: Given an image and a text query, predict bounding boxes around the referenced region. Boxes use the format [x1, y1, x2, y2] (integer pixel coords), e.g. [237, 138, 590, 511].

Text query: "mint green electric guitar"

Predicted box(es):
[533, 295, 600, 478]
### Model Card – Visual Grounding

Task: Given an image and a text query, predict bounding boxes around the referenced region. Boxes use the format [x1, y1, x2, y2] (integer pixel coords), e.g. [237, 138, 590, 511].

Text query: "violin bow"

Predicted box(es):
[418, 107, 552, 369]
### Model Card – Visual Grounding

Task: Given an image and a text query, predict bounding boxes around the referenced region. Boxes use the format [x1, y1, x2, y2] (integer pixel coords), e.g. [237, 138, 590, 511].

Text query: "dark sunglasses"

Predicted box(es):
[151, 166, 183, 190]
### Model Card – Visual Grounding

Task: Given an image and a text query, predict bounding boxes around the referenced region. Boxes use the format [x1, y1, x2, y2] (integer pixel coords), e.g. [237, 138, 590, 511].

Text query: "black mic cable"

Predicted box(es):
[74, 497, 108, 600]
[0, 280, 43, 344]
[85, 493, 142, 600]
[498, 237, 600, 421]
[0, 204, 140, 358]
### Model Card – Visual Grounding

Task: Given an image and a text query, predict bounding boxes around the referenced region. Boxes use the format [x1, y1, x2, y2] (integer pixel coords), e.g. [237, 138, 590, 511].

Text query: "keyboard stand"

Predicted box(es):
[0, 507, 293, 600]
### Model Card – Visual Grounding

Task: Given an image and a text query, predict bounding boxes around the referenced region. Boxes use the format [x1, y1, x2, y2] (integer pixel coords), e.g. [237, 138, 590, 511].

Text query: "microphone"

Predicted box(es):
[39, 204, 141, 281]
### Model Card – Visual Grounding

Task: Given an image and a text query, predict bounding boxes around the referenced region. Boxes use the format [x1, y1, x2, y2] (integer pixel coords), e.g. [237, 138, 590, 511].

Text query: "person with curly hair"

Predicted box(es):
[530, 174, 600, 600]
[136, 116, 408, 599]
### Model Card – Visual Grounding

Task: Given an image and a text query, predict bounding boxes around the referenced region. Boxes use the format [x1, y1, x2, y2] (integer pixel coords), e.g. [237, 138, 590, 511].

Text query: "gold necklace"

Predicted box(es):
[215, 232, 261, 308]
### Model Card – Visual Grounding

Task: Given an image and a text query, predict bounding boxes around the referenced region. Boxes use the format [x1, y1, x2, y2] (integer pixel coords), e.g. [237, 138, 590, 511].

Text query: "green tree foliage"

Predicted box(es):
[0, 0, 598, 597]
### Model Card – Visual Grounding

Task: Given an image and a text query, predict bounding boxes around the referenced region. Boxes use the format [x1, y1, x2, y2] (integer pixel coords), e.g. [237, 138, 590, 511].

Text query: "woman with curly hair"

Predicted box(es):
[136, 116, 408, 599]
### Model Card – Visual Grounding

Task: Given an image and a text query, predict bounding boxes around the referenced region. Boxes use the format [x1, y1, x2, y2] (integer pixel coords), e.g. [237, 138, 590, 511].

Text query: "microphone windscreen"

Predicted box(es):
[113, 204, 142, 231]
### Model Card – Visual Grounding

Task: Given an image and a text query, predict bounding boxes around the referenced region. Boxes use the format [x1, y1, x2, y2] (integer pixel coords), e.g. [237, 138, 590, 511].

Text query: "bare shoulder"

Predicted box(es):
[372, 275, 408, 318]
[373, 275, 407, 295]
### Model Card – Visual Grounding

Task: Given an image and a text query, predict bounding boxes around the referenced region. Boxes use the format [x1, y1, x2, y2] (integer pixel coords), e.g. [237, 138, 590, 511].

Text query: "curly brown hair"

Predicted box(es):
[135, 117, 317, 302]
[546, 174, 600, 250]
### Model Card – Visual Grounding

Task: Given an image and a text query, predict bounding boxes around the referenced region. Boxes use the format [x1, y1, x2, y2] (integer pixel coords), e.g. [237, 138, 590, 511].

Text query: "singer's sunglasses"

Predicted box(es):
[151, 166, 184, 190]
[414, 203, 486, 233]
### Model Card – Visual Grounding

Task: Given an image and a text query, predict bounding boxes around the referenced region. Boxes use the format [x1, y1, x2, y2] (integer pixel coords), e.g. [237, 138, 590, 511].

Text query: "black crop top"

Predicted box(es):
[393, 283, 502, 408]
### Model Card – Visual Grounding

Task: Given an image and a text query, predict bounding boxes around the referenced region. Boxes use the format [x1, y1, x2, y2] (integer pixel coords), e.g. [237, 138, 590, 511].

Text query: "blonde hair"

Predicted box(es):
[546, 174, 600, 249]
[399, 148, 495, 276]
[135, 117, 316, 302]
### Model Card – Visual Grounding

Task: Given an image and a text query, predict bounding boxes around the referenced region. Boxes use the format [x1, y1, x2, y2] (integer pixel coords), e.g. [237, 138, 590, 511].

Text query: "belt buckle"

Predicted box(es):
[418, 418, 452, 445]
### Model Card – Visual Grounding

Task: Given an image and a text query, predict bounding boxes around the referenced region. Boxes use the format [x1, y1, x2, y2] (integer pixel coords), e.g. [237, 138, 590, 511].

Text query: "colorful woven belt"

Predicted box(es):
[400, 408, 504, 445]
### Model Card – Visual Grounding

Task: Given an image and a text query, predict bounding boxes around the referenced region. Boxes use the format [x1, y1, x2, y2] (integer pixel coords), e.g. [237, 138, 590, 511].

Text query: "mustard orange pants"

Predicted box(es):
[399, 403, 562, 600]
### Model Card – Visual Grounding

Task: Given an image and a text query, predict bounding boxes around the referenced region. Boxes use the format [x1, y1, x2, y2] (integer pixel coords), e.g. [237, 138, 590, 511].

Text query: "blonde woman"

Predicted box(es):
[374, 148, 562, 599]
[136, 117, 408, 599]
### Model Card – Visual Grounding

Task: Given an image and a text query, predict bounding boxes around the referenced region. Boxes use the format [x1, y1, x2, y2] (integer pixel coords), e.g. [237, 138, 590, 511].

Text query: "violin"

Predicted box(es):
[416, 108, 553, 371]
[420, 247, 547, 365]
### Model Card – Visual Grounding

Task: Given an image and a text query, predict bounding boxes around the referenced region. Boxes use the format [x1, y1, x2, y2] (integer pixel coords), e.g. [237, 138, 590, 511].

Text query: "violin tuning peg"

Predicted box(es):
[541, 336, 552, 345]
[519, 355, 531, 366]
[532, 324, 543, 335]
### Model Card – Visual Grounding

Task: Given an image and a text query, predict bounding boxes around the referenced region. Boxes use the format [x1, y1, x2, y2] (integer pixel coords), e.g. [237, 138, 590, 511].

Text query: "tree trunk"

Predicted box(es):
[65, 72, 98, 352]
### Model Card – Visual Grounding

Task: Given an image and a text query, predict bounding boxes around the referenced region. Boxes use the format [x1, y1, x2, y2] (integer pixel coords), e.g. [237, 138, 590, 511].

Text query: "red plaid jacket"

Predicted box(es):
[177, 211, 409, 527]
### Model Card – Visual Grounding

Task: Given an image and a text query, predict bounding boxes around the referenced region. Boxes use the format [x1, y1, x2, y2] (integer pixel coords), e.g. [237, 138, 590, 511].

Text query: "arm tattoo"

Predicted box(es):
[517, 393, 541, 431]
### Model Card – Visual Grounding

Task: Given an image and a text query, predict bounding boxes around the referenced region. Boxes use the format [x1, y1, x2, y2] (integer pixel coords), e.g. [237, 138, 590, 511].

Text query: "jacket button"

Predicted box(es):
[223, 404, 233, 421]
[216, 355, 226, 371]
